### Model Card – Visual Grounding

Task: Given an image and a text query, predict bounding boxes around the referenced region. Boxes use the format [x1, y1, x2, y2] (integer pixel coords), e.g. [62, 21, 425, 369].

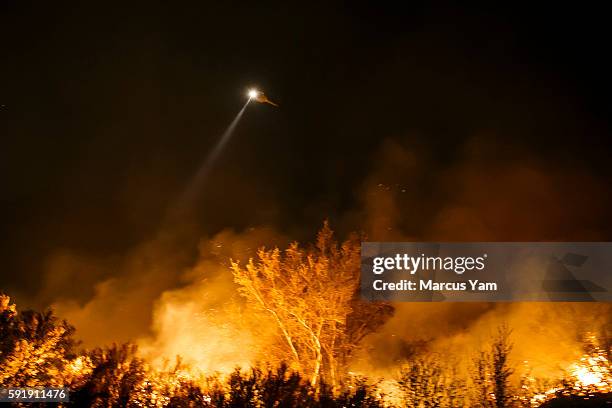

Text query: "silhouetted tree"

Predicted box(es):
[398, 356, 444, 408]
[491, 326, 514, 408]
[471, 325, 514, 408]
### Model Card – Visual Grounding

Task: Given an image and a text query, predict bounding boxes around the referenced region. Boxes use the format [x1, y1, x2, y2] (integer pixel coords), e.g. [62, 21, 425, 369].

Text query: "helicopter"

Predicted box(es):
[247, 89, 278, 107]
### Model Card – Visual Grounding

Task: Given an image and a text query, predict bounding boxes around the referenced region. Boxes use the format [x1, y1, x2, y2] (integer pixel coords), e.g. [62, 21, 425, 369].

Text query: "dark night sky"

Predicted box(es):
[1, 2, 611, 303]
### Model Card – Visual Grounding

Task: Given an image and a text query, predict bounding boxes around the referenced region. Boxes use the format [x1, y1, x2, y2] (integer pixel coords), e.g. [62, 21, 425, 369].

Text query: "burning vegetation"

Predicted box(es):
[231, 223, 393, 390]
[1, 225, 610, 407]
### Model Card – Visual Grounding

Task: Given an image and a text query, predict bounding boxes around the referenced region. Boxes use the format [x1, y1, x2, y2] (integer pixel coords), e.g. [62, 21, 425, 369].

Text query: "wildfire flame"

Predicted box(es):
[570, 354, 609, 389]
[530, 335, 611, 407]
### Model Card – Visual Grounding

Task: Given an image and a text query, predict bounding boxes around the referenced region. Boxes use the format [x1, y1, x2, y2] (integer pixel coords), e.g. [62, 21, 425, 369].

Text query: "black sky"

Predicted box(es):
[1, 2, 611, 301]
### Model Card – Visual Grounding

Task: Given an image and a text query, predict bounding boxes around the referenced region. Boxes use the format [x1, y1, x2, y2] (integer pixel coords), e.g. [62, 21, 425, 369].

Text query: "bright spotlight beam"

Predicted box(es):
[167, 87, 277, 221]
[170, 98, 251, 219]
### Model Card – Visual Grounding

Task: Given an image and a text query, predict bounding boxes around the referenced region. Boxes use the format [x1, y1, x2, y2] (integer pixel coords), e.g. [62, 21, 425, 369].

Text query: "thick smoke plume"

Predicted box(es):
[350, 137, 611, 378]
[35, 136, 611, 382]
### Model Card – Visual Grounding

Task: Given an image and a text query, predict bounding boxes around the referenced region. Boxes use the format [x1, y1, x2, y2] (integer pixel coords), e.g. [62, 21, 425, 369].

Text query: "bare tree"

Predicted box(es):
[491, 326, 514, 408]
[231, 222, 393, 390]
[471, 325, 514, 408]
[471, 350, 494, 408]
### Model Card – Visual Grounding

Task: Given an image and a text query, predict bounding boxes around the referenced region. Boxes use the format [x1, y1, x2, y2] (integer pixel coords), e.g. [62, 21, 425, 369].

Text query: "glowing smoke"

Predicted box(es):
[45, 135, 610, 387]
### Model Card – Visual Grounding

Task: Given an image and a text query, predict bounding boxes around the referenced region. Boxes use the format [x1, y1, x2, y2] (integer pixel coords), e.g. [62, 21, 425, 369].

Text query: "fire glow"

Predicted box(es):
[529, 335, 611, 407]
[1, 227, 610, 406]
